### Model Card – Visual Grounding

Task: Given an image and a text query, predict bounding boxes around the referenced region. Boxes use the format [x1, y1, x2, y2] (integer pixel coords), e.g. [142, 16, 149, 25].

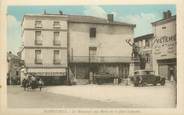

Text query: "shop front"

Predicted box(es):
[158, 59, 176, 81]
[152, 34, 176, 81]
[21, 68, 67, 85]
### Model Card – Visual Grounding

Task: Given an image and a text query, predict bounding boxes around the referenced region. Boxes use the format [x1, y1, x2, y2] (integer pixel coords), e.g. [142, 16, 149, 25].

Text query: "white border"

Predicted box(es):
[1, 0, 184, 115]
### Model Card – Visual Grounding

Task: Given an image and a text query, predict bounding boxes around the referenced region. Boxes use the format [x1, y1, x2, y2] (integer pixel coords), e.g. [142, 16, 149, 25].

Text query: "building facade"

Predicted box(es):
[152, 10, 176, 81]
[7, 51, 23, 85]
[134, 33, 154, 70]
[21, 14, 68, 85]
[68, 14, 135, 84]
[21, 12, 135, 85]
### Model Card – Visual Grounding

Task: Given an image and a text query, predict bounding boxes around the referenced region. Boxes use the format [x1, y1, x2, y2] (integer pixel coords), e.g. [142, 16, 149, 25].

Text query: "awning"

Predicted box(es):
[30, 72, 66, 76]
[27, 68, 66, 76]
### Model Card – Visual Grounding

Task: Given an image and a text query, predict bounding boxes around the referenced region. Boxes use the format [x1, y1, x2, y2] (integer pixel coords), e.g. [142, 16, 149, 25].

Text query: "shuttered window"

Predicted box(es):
[89, 28, 96, 38]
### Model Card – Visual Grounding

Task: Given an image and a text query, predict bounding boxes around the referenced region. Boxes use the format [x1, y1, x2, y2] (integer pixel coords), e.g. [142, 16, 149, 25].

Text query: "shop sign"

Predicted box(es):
[30, 72, 66, 76]
[153, 35, 176, 59]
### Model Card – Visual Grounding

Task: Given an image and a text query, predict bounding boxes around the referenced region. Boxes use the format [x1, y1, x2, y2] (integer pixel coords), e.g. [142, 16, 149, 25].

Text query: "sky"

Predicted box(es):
[7, 5, 176, 54]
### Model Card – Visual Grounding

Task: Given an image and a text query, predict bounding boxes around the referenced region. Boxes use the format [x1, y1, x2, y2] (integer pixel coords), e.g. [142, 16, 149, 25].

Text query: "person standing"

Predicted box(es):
[38, 78, 44, 91]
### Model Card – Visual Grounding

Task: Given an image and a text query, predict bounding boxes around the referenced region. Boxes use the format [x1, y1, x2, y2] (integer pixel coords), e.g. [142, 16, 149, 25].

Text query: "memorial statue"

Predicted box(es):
[125, 39, 146, 69]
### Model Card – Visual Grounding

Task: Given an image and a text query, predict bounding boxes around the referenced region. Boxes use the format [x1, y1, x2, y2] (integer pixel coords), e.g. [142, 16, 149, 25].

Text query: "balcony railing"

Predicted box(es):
[70, 56, 131, 63]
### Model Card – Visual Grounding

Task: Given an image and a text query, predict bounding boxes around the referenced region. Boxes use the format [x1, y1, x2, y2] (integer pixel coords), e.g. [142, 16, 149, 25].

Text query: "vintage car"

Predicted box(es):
[94, 72, 117, 85]
[130, 70, 165, 87]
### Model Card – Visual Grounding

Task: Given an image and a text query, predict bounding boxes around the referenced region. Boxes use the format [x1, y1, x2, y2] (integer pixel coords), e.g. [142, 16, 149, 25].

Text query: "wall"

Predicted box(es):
[22, 16, 67, 29]
[152, 19, 176, 75]
[21, 15, 68, 69]
[69, 23, 133, 57]
[23, 48, 67, 67]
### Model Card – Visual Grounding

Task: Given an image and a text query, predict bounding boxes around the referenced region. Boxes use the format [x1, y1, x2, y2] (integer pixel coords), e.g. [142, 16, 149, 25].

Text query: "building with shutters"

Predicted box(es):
[21, 13, 68, 85]
[152, 10, 176, 81]
[20, 12, 135, 85]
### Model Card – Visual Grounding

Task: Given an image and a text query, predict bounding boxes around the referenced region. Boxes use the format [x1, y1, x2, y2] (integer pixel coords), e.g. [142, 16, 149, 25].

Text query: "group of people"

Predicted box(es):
[22, 75, 44, 91]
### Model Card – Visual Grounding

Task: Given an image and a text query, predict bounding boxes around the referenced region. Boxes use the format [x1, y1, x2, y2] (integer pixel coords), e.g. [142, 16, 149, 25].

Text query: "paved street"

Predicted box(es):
[7, 86, 125, 108]
[7, 81, 176, 108]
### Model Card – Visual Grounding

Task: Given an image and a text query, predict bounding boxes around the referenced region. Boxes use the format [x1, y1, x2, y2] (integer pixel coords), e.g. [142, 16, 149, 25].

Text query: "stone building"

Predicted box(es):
[68, 14, 135, 84]
[21, 13, 68, 85]
[152, 10, 176, 81]
[20, 12, 135, 85]
[134, 33, 154, 70]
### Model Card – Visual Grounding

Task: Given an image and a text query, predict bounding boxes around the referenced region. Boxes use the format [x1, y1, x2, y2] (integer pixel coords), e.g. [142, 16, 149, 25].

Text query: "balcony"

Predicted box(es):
[70, 56, 131, 63]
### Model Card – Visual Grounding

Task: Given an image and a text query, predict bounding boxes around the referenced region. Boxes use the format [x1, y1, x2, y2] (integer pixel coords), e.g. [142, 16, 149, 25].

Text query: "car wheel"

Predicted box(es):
[153, 82, 157, 86]
[160, 79, 165, 86]
[134, 83, 138, 87]
[141, 82, 145, 87]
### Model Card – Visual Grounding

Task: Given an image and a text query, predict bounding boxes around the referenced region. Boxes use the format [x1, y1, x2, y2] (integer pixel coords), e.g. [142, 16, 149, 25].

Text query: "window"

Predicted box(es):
[162, 26, 166, 29]
[89, 47, 97, 62]
[142, 40, 145, 47]
[89, 28, 96, 38]
[35, 50, 42, 64]
[35, 31, 42, 45]
[53, 32, 60, 45]
[16, 71, 19, 76]
[139, 40, 142, 47]
[145, 39, 150, 47]
[145, 54, 150, 63]
[53, 50, 60, 64]
[53, 21, 60, 28]
[35, 21, 42, 28]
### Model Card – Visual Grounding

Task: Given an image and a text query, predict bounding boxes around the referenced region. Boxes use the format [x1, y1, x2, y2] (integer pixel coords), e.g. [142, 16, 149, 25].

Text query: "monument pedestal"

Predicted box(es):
[129, 58, 140, 76]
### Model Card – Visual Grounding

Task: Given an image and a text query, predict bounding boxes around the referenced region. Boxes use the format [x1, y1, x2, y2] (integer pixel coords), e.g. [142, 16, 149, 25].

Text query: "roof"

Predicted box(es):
[152, 15, 176, 26]
[67, 14, 135, 26]
[22, 13, 136, 27]
[134, 33, 154, 42]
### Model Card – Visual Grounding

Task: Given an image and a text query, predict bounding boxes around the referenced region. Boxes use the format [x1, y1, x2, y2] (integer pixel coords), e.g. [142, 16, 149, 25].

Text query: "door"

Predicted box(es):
[168, 64, 176, 81]
[89, 47, 97, 62]
[158, 64, 168, 79]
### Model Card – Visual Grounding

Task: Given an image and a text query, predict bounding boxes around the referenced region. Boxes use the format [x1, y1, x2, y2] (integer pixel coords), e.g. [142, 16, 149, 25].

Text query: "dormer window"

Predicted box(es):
[53, 21, 60, 28]
[35, 21, 42, 28]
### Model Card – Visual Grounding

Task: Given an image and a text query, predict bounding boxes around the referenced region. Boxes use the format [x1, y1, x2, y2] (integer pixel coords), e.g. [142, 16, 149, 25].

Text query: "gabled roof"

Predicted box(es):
[152, 15, 176, 26]
[22, 13, 136, 27]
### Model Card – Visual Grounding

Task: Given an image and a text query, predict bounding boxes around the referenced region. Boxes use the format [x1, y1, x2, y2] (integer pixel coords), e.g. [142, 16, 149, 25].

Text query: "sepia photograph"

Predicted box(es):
[5, 4, 177, 109]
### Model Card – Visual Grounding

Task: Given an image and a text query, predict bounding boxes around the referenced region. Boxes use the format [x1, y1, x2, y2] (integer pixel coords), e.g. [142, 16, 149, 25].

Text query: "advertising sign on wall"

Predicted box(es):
[153, 34, 176, 59]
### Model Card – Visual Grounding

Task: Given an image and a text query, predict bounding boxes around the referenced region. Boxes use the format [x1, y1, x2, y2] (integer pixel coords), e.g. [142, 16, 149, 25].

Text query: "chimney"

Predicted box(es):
[167, 10, 172, 18]
[107, 14, 113, 22]
[163, 10, 172, 19]
[163, 11, 167, 19]
[59, 10, 63, 15]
